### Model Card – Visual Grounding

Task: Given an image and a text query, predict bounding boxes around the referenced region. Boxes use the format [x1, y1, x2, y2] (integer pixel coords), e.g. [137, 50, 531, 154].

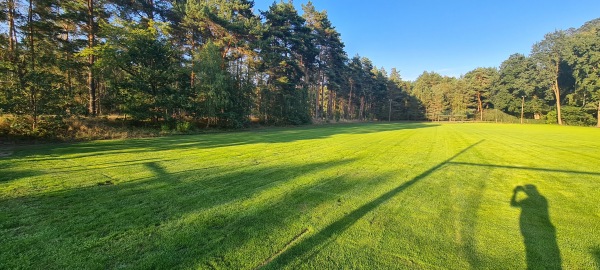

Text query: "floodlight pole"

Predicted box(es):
[520, 96, 525, 124]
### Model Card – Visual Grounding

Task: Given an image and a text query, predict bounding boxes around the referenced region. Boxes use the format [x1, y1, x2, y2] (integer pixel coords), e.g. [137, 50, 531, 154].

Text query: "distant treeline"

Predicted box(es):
[1, 0, 599, 136]
[412, 18, 600, 127]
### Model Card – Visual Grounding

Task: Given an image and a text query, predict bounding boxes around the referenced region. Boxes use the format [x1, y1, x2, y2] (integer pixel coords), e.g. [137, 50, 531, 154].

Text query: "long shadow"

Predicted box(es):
[510, 185, 562, 270]
[448, 162, 600, 176]
[144, 162, 178, 183]
[0, 158, 360, 269]
[593, 247, 600, 269]
[460, 175, 487, 268]
[2, 123, 432, 186]
[180, 171, 398, 269]
[266, 140, 484, 268]
[496, 132, 600, 162]
[0, 168, 41, 183]
[13, 122, 438, 161]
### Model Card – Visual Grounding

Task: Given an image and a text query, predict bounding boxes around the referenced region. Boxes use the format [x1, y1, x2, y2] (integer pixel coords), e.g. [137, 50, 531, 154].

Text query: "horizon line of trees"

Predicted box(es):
[411, 18, 600, 127]
[1, 0, 599, 131]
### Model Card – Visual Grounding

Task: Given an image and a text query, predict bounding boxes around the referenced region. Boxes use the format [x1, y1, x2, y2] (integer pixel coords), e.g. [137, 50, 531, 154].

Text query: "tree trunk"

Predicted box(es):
[189, 30, 198, 89]
[327, 87, 333, 119]
[597, 100, 600, 128]
[477, 91, 483, 121]
[347, 79, 353, 119]
[520, 96, 525, 124]
[98, 81, 103, 115]
[65, 29, 73, 107]
[389, 98, 392, 122]
[87, 0, 97, 116]
[333, 91, 337, 119]
[315, 84, 319, 118]
[148, 0, 154, 21]
[28, 0, 37, 130]
[319, 72, 325, 118]
[8, 0, 16, 60]
[553, 78, 562, 125]
[359, 96, 365, 120]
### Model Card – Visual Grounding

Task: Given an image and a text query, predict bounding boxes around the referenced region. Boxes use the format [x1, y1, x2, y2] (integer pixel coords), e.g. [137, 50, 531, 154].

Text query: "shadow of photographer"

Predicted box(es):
[511, 184, 562, 270]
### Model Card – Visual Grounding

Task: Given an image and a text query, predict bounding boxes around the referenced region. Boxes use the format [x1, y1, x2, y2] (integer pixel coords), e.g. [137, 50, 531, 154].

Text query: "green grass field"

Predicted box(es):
[1, 123, 599, 269]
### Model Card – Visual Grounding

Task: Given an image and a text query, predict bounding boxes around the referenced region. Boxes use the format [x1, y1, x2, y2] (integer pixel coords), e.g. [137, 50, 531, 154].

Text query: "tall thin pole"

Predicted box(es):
[520, 96, 525, 124]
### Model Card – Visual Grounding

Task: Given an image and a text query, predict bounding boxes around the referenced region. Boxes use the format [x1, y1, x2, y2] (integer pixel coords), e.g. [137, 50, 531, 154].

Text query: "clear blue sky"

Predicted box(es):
[252, 0, 600, 81]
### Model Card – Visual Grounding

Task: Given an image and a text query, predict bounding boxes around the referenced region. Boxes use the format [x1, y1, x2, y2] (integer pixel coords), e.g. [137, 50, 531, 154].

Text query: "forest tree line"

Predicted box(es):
[412, 18, 600, 127]
[1, 0, 599, 135]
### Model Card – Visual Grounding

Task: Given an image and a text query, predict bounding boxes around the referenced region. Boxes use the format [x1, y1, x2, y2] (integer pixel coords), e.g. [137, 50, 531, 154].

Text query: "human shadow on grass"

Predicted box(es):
[20, 122, 438, 161]
[511, 185, 562, 270]
[264, 140, 483, 268]
[593, 247, 600, 269]
[0, 158, 359, 269]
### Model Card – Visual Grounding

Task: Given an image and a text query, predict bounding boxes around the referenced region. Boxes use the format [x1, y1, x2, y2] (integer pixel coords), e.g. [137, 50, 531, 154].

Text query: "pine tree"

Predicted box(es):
[259, 1, 315, 124]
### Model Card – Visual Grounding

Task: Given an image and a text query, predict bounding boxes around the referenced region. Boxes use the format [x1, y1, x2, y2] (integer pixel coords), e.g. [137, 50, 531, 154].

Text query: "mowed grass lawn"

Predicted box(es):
[1, 123, 600, 269]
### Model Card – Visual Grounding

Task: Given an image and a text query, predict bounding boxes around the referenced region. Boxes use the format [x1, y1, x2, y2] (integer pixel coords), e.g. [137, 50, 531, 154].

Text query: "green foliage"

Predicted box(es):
[160, 123, 171, 132]
[94, 20, 181, 121]
[494, 54, 541, 114]
[0, 116, 32, 138]
[482, 109, 520, 123]
[0, 115, 68, 139]
[193, 42, 232, 120]
[258, 1, 315, 125]
[192, 41, 250, 128]
[176, 121, 192, 132]
[546, 106, 596, 126]
[407, 19, 600, 126]
[4, 0, 600, 138]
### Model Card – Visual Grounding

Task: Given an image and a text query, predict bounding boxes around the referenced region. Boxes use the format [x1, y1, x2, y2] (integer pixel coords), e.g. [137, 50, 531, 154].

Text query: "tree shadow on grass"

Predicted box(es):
[144, 162, 179, 184]
[511, 185, 562, 270]
[458, 174, 487, 268]
[265, 140, 484, 268]
[448, 162, 600, 177]
[15, 122, 438, 161]
[0, 157, 361, 269]
[0, 167, 41, 183]
[177, 171, 398, 269]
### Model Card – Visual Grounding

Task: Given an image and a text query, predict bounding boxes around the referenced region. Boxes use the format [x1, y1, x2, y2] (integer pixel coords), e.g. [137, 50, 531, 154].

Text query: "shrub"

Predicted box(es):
[176, 121, 192, 132]
[482, 109, 520, 123]
[161, 123, 172, 132]
[546, 106, 596, 126]
[545, 110, 557, 124]
[42, 116, 70, 137]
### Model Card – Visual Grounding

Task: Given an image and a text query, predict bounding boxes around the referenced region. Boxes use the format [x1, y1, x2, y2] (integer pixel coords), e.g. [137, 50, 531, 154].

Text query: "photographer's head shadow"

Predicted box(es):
[511, 184, 562, 269]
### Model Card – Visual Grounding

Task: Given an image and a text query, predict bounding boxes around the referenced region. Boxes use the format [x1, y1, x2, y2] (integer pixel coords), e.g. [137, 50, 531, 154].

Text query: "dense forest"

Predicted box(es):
[1, 0, 599, 139]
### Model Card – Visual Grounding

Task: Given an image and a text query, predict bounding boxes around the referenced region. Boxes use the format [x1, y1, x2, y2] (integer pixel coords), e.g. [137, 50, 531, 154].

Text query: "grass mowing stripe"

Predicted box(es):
[267, 139, 485, 268]
[1, 123, 599, 269]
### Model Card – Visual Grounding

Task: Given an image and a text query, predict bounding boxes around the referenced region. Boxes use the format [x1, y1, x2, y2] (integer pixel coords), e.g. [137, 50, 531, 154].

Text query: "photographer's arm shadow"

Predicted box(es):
[510, 185, 524, 208]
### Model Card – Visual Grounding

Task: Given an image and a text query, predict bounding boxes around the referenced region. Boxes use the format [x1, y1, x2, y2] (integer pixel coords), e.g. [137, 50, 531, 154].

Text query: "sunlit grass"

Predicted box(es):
[1, 123, 599, 269]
